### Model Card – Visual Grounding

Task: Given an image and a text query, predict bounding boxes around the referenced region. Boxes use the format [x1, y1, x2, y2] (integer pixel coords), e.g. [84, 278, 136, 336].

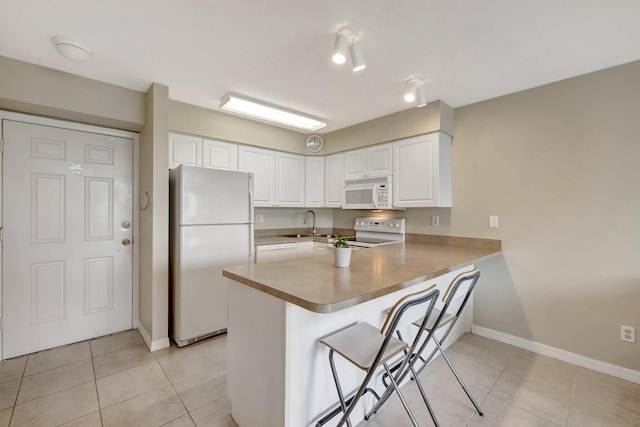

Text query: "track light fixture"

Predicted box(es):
[332, 26, 366, 72]
[405, 78, 427, 108]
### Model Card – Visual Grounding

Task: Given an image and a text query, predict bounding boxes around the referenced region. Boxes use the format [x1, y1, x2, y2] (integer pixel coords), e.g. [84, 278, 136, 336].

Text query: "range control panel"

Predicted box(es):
[354, 218, 406, 233]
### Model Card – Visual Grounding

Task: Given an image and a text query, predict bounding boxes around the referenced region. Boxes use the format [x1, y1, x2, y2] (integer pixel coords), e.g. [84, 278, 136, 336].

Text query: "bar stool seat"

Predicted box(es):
[321, 323, 408, 371]
[413, 308, 456, 332]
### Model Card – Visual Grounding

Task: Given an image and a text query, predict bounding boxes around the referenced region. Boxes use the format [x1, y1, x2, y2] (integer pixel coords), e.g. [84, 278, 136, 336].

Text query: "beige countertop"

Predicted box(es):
[223, 241, 501, 313]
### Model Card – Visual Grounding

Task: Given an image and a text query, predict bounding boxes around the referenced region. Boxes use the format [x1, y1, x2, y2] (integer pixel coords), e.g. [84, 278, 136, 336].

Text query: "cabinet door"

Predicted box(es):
[255, 244, 298, 263]
[343, 149, 367, 180]
[203, 139, 238, 171]
[276, 152, 305, 207]
[169, 133, 202, 169]
[324, 153, 343, 207]
[305, 156, 324, 207]
[239, 146, 276, 207]
[367, 143, 393, 177]
[393, 133, 451, 207]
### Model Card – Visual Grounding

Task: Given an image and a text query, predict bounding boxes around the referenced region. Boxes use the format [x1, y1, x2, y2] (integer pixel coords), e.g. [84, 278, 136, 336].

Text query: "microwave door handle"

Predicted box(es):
[372, 185, 380, 208]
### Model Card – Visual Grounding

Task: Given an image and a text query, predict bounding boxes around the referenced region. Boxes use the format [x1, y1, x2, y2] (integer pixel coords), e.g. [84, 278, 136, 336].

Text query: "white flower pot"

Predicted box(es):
[334, 247, 352, 268]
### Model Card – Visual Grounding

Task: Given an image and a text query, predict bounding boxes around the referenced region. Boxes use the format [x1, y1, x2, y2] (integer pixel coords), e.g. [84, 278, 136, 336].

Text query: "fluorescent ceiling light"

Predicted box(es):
[220, 94, 326, 132]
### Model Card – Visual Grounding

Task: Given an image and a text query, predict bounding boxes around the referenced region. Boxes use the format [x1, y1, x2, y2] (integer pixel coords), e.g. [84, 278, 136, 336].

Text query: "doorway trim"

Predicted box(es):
[0, 110, 140, 360]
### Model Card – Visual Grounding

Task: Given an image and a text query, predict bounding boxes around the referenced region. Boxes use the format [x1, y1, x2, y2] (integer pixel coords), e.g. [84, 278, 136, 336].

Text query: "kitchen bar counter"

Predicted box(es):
[223, 241, 500, 313]
[223, 239, 500, 427]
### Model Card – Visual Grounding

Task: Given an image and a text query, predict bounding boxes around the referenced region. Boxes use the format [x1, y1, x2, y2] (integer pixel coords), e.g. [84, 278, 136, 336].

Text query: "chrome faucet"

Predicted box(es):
[304, 210, 317, 236]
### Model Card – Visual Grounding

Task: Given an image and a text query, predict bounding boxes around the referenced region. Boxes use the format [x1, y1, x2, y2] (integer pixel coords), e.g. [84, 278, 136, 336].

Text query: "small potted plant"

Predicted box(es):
[332, 235, 352, 268]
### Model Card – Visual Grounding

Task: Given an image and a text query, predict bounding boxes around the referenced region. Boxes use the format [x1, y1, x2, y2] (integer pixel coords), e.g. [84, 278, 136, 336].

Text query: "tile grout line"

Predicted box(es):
[7, 356, 29, 427]
[89, 339, 106, 427]
[152, 349, 197, 426]
[565, 366, 580, 427]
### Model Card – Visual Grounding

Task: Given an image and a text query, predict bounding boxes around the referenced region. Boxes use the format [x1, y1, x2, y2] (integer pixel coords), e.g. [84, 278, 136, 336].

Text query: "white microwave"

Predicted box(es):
[343, 176, 393, 209]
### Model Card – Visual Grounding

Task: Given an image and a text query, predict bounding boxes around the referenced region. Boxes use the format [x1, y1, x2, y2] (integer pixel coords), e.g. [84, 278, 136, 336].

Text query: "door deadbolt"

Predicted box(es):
[122, 239, 131, 246]
[121, 221, 131, 229]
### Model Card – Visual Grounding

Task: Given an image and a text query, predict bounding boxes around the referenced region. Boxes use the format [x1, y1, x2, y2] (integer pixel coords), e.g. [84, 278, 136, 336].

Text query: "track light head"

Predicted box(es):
[404, 80, 418, 103]
[333, 26, 365, 72]
[332, 32, 348, 64]
[350, 42, 366, 72]
[405, 78, 427, 108]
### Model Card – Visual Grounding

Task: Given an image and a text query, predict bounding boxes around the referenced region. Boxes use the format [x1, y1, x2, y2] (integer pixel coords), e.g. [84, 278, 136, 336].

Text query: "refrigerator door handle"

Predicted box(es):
[248, 173, 255, 263]
[248, 173, 255, 224]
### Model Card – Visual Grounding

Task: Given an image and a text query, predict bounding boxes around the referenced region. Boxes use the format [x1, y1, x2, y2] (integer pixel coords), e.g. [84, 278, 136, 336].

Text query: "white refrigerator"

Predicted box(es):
[169, 165, 254, 346]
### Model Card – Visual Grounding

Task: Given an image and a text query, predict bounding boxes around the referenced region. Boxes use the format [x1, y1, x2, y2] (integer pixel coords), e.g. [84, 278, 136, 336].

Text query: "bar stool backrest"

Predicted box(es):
[439, 268, 481, 322]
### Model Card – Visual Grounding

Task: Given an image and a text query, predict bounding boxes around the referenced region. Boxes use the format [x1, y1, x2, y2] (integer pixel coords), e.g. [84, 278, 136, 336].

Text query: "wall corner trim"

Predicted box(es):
[472, 325, 640, 385]
[137, 325, 170, 352]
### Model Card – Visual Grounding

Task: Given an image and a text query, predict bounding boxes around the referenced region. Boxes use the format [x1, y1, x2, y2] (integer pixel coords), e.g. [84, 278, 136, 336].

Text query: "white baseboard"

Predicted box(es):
[472, 325, 640, 385]
[137, 323, 170, 352]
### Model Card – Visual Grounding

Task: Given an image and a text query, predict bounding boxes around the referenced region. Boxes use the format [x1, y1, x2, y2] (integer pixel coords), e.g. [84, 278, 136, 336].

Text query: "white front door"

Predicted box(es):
[2, 119, 134, 359]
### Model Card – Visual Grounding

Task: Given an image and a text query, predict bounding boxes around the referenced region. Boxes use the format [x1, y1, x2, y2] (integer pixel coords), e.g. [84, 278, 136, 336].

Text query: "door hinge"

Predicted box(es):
[0, 227, 2, 242]
[0, 318, 3, 332]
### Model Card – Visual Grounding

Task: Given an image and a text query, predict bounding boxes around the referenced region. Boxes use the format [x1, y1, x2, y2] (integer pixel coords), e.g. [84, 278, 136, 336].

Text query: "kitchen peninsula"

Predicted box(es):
[222, 239, 500, 427]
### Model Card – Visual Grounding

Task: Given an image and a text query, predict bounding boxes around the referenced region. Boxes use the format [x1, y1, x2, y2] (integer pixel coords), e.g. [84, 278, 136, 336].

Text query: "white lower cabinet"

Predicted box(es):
[255, 243, 299, 263]
[393, 132, 452, 207]
[255, 241, 330, 263]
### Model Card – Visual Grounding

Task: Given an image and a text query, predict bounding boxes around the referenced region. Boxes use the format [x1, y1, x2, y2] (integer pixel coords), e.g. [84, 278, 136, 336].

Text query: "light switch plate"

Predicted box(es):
[489, 216, 499, 228]
[431, 216, 439, 226]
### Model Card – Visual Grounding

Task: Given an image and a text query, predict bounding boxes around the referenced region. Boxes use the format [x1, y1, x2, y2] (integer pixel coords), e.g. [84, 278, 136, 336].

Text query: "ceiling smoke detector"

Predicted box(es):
[51, 35, 93, 62]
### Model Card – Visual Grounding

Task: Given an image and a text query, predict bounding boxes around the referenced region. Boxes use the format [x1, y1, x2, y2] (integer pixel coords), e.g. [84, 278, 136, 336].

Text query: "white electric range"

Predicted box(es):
[334, 217, 406, 249]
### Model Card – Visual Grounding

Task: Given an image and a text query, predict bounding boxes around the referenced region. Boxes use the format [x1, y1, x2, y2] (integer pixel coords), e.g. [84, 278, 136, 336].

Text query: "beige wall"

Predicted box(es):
[323, 100, 454, 153]
[451, 62, 640, 370]
[169, 100, 308, 154]
[0, 56, 145, 131]
[138, 84, 170, 345]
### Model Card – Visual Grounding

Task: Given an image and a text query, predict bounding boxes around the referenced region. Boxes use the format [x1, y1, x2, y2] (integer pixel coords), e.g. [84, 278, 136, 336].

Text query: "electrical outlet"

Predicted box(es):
[431, 216, 439, 226]
[256, 214, 264, 223]
[621, 325, 636, 343]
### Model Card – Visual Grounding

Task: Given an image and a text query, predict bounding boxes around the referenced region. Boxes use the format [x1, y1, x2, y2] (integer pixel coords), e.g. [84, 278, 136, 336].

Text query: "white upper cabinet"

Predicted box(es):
[343, 149, 367, 180]
[324, 153, 343, 207]
[169, 133, 202, 169]
[203, 138, 238, 171]
[276, 152, 305, 207]
[343, 143, 393, 180]
[239, 145, 276, 207]
[305, 156, 324, 207]
[393, 132, 452, 208]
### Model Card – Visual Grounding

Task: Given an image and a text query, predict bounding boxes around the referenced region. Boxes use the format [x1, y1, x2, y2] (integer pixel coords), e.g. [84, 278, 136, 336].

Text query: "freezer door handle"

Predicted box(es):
[248, 173, 255, 224]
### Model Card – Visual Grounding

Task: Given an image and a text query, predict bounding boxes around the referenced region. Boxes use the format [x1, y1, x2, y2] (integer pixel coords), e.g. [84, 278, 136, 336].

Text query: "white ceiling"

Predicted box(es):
[2, 0, 640, 133]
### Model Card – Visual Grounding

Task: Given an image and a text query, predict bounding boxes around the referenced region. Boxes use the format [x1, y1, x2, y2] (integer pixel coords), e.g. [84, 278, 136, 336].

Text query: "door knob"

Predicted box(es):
[122, 239, 131, 246]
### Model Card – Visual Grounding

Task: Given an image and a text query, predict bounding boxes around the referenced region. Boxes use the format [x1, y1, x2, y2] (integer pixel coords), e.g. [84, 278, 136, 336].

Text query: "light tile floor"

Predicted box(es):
[0, 330, 637, 426]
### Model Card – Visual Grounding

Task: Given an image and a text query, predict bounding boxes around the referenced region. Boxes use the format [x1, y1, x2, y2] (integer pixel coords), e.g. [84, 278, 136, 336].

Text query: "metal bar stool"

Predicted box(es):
[412, 268, 484, 416]
[319, 285, 440, 427]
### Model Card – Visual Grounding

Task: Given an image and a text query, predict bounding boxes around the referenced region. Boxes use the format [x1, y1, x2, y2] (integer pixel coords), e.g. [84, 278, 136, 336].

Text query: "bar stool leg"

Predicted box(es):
[382, 364, 419, 427]
[409, 364, 440, 427]
[433, 339, 484, 416]
[328, 350, 353, 427]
